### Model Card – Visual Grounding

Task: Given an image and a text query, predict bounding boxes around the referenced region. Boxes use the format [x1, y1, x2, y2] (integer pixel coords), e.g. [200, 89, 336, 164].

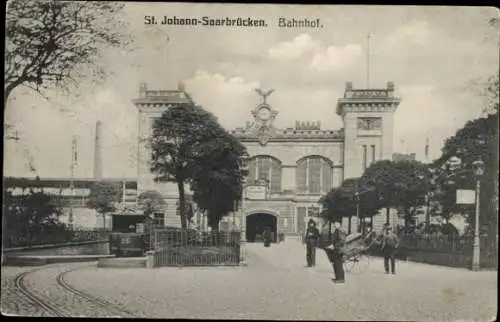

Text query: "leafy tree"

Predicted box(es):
[150, 103, 229, 230]
[87, 181, 120, 229]
[5, 0, 131, 103]
[320, 178, 381, 234]
[138, 190, 167, 217]
[191, 132, 247, 231]
[434, 113, 499, 238]
[3, 185, 65, 247]
[360, 160, 428, 231]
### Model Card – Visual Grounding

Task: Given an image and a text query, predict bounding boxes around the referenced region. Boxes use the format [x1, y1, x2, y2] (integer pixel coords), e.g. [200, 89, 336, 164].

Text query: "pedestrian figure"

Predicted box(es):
[263, 226, 272, 247]
[381, 224, 399, 274]
[304, 219, 320, 267]
[324, 221, 346, 283]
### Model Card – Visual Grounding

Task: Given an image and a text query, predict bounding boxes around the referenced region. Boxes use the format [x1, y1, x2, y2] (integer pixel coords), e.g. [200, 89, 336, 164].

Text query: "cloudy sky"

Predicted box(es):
[4, 4, 499, 179]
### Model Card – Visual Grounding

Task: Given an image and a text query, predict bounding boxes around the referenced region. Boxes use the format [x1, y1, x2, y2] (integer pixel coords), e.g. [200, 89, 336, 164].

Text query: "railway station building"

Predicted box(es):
[134, 81, 401, 240]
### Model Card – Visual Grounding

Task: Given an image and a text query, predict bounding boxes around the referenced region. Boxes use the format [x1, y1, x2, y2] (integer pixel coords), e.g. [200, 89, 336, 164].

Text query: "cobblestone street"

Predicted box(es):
[3, 239, 496, 320]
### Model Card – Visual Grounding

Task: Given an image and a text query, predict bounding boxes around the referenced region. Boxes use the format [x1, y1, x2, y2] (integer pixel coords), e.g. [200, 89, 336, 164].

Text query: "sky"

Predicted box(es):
[3, 4, 499, 179]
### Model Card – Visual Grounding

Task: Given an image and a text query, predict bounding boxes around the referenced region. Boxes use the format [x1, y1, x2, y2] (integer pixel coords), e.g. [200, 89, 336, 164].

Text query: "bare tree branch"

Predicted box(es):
[5, 0, 132, 105]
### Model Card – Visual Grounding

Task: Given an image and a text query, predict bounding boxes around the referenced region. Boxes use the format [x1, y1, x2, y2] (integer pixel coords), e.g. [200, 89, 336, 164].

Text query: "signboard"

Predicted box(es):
[245, 185, 266, 200]
[456, 189, 476, 205]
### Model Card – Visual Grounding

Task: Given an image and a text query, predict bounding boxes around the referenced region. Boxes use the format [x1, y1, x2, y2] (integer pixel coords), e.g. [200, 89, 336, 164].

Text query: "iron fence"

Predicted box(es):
[153, 229, 244, 267]
[3, 228, 111, 248]
[382, 233, 498, 270]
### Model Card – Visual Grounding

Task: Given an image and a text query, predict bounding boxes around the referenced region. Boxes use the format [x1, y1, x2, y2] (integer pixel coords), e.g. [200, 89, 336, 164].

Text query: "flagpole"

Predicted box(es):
[367, 33, 371, 88]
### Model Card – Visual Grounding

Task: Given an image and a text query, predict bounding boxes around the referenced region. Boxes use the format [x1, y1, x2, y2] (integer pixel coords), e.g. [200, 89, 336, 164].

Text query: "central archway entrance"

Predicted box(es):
[245, 213, 277, 243]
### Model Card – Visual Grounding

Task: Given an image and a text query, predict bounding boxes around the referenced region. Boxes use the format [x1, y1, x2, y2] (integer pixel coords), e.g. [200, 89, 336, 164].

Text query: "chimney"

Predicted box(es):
[93, 121, 103, 180]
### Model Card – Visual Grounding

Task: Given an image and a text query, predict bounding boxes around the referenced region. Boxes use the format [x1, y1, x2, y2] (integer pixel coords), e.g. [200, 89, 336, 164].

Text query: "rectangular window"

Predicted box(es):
[271, 161, 281, 193]
[296, 161, 307, 193]
[322, 161, 332, 194]
[371, 145, 376, 165]
[362, 145, 367, 170]
[257, 157, 269, 181]
[248, 159, 257, 184]
[309, 158, 321, 194]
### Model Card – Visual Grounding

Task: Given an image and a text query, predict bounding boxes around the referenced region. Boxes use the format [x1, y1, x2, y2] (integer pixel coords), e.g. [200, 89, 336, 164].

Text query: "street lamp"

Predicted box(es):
[471, 158, 485, 271]
[354, 191, 361, 233]
[239, 152, 250, 239]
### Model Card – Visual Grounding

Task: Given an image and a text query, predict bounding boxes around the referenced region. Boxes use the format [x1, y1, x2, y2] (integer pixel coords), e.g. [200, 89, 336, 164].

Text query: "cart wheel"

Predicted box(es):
[344, 258, 357, 273]
[344, 254, 370, 273]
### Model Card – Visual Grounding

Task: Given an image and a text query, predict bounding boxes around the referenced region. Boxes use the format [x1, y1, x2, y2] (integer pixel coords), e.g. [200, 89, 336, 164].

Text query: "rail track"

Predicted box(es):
[56, 268, 138, 317]
[14, 268, 67, 317]
[12, 264, 138, 317]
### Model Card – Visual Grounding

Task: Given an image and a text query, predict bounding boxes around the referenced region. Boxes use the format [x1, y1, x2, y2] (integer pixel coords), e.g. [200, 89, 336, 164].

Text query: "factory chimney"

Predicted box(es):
[93, 121, 103, 180]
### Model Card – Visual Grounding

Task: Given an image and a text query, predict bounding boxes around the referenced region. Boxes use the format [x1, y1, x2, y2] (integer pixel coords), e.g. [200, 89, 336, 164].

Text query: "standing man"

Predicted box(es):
[263, 226, 272, 247]
[381, 224, 399, 274]
[324, 221, 346, 283]
[304, 219, 320, 267]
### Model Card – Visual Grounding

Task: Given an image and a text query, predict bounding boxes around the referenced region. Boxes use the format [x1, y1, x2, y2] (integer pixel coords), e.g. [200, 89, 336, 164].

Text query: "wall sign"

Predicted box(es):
[245, 185, 267, 200]
[456, 189, 475, 205]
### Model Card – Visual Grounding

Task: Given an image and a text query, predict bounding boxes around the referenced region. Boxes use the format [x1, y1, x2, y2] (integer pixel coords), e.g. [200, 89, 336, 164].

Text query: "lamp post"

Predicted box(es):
[239, 152, 250, 241]
[232, 200, 237, 231]
[354, 191, 361, 233]
[472, 158, 485, 271]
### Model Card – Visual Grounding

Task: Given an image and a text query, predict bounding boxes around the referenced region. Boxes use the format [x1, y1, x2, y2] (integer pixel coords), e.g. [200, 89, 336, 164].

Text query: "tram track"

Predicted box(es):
[14, 268, 67, 317]
[56, 267, 139, 317]
[11, 264, 139, 318]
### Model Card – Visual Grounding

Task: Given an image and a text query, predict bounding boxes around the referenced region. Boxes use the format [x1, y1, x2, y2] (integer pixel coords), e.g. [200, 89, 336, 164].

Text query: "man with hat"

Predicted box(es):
[304, 219, 320, 267]
[381, 224, 399, 274]
[324, 221, 347, 283]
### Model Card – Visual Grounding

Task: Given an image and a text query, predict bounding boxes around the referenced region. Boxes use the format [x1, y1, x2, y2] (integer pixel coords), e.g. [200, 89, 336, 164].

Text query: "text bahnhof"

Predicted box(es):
[161, 16, 267, 27]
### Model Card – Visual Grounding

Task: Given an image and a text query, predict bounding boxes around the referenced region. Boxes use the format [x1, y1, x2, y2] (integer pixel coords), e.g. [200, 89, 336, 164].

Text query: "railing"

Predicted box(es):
[3, 228, 112, 248]
[153, 229, 244, 266]
[368, 233, 498, 270]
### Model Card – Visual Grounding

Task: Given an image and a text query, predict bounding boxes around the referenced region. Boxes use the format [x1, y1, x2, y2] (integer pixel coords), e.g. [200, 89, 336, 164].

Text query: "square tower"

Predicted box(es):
[337, 82, 401, 180]
[132, 82, 193, 198]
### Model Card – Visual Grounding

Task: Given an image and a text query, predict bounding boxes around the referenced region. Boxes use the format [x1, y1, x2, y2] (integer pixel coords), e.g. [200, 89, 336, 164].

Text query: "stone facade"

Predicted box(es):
[133, 82, 401, 234]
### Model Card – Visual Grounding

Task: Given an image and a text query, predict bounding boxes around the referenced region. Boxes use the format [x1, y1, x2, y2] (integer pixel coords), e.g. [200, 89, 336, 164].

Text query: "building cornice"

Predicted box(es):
[336, 82, 402, 116]
[231, 128, 344, 142]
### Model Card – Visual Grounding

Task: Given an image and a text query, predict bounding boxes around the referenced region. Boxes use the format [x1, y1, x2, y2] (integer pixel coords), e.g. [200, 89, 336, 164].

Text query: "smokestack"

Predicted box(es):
[94, 121, 103, 180]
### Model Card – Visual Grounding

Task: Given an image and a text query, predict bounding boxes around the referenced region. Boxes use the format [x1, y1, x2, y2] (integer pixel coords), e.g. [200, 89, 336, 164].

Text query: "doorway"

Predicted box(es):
[245, 213, 277, 243]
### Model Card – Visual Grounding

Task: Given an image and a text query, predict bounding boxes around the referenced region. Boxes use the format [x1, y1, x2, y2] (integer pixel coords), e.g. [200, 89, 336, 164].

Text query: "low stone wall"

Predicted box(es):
[4, 239, 109, 253]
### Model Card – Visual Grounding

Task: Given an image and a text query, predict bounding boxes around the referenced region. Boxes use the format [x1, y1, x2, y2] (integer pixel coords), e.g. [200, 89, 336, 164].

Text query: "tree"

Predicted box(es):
[87, 181, 120, 229]
[3, 186, 65, 247]
[150, 103, 229, 230]
[191, 132, 247, 231]
[320, 178, 381, 234]
[360, 160, 428, 231]
[434, 113, 499, 237]
[5, 0, 130, 103]
[138, 190, 166, 217]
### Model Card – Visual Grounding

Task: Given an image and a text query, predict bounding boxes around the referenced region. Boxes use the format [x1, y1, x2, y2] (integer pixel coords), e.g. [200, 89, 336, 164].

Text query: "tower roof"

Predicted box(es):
[336, 81, 401, 116]
[133, 82, 194, 107]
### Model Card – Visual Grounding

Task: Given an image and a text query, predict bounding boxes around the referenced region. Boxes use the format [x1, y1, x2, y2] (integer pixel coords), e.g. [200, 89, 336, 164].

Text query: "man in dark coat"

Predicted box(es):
[263, 226, 272, 247]
[381, 224, 400, 274]
[324, 221, 346, 283]
[304, 219, 320, 267]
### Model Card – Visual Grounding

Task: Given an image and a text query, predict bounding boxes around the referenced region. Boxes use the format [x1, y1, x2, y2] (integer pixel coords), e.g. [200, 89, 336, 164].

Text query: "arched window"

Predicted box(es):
[247, 156, 282, 193]
[296, 156, 333, 194]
